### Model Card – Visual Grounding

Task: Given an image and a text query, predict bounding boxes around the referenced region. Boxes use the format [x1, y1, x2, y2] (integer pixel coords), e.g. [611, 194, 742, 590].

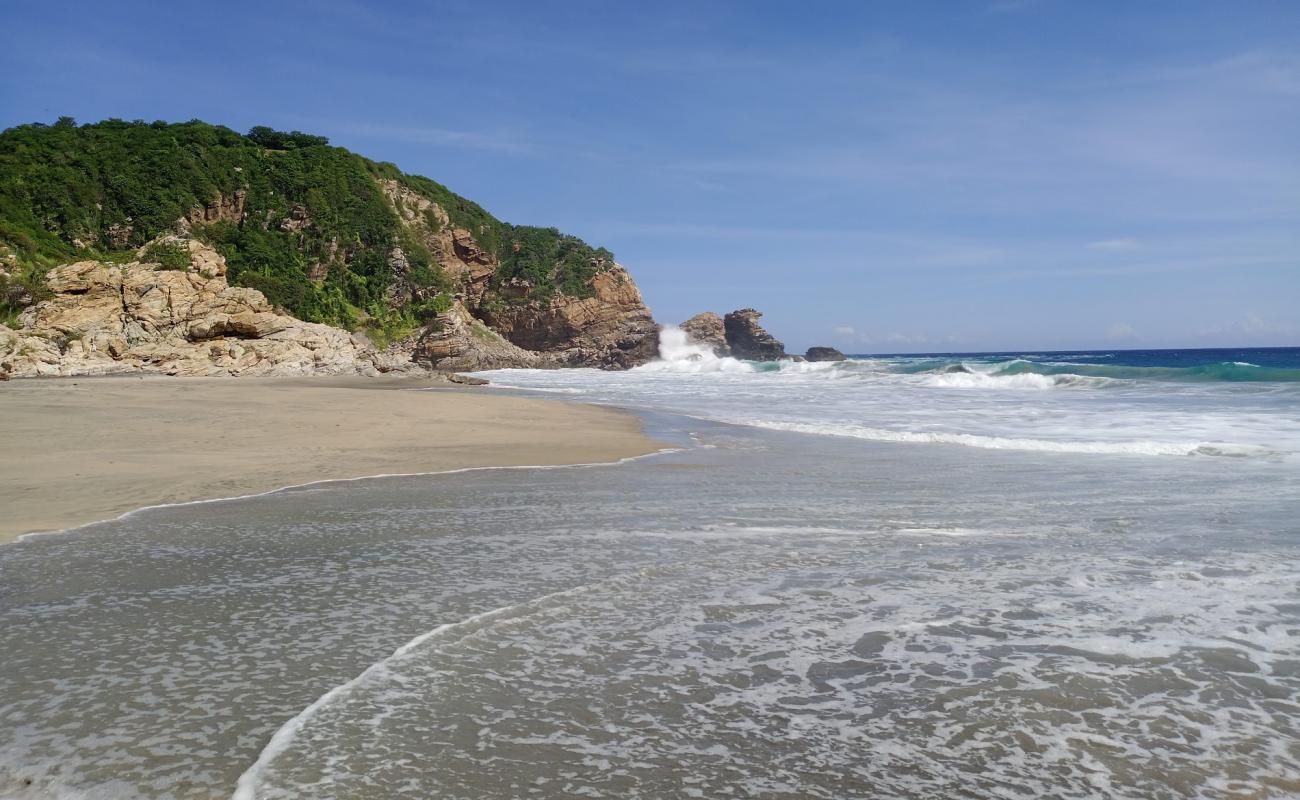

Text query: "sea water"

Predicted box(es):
[1, 336, 1298, 799]
[481, 330, 1300, 460]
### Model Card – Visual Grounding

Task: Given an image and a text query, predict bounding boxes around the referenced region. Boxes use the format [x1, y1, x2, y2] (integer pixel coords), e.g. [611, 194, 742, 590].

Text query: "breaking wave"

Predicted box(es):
[636, 331, 1300, 386]
[476, 334, 1299, 461]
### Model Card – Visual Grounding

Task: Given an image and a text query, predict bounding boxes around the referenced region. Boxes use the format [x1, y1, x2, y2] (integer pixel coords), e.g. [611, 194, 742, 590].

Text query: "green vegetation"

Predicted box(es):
[139, 239, 191, 270]
[495, 225, 614, 300]
[0, 118, 615, 332]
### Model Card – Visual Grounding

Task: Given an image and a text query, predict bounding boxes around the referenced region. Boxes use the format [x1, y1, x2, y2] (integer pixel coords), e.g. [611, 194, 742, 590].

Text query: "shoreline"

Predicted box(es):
[0, 375, 662, 543]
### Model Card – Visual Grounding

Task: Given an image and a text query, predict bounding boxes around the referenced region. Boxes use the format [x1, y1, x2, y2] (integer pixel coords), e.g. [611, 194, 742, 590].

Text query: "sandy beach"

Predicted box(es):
[0, 375, 659, 542]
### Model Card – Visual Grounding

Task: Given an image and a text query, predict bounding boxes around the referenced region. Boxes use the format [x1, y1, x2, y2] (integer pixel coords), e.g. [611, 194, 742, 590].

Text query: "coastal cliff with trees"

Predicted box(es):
[0, 118, 657, 377]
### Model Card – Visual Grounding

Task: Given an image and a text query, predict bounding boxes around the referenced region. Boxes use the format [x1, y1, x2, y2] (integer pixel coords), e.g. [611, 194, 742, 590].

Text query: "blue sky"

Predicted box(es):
[3, 0, 1297, 352]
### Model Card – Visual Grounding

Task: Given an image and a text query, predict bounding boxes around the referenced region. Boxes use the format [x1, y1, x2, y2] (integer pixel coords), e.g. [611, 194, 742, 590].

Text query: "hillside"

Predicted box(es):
[0, 118, 657, 374]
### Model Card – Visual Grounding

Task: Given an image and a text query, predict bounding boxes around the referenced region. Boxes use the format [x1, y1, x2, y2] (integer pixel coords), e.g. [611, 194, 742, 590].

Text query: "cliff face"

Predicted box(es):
[379, 179, 497, 307]
[479, 266, 659, 369]
[377, 179, 658, 371]
[0, 119, 660, 376]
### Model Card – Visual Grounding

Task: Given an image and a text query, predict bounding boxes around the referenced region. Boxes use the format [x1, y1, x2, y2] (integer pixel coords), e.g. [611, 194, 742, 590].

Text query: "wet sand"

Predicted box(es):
[0, 375, 659, 542]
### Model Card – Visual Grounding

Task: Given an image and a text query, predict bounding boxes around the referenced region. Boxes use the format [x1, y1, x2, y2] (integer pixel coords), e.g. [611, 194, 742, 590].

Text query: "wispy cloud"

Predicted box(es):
[1106, 322, 1138, 341]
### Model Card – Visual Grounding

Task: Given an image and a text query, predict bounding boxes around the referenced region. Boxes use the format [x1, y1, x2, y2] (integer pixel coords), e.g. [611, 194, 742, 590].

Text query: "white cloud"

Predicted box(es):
[833, 325, 855, 336]
[1106, 322, 1138, 340]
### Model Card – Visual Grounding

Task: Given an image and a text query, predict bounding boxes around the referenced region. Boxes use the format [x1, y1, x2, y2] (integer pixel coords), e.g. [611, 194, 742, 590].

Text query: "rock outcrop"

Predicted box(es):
[680, 312, 730, 357]
[0, 240, 375, 378]
[376, 180, 659, 370]
[187, 190, 247, 226]
[481, 265, 659, 369]
[411, 300, 543, 371]
[723, 308, 787, 361]
[379, 179, 498, 307]
[805, 346, 846, 362]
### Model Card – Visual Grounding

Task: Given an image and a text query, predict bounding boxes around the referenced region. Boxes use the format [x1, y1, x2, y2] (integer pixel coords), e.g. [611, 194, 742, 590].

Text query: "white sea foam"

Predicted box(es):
[474, 330, 1300, 460]
[231, 581, 613, 800]
[632, 327, 755, 374]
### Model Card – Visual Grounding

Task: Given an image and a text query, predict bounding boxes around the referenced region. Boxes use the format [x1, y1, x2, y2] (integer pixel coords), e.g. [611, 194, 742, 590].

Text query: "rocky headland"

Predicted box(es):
[0, 121, 843, 381]
[0, 119, 658, 380]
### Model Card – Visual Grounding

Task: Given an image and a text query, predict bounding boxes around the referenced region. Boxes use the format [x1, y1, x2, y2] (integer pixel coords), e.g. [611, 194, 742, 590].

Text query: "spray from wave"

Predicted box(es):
[633, 327, 755, 374]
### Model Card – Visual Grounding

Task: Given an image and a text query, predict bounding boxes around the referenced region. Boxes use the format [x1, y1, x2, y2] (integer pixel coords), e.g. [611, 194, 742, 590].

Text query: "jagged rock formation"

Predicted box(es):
[805, 346, 846, 362]
[411, 301, 542, 372]
[186, 190, 247, 226]
[680, 312, 730, 357]
[724, 308, 787, 361]
[379, 180, 498, 307]
[0, 239, 375, 378]
[480, 266, 658, 369]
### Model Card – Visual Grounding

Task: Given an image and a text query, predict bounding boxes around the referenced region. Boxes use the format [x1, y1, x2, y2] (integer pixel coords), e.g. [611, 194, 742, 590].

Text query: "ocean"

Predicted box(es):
[1, 335, 1298, 799]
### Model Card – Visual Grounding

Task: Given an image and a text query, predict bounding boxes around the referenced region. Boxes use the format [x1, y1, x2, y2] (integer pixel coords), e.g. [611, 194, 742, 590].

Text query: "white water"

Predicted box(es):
[475, 327, 1300, 460]
[3, 393, 1298, 799]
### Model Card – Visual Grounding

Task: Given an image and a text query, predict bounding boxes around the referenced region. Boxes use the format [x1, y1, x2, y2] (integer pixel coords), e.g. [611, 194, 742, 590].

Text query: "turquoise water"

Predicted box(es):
[875, 347, 1300, 383]
[482, 336, 1300, 460]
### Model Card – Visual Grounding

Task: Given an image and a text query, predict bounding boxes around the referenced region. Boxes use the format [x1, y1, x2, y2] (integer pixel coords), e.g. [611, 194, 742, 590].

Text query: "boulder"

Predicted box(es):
[723, 308, 787, 361]
[805, 346, 846, 362]
[680, 312, 730, 357]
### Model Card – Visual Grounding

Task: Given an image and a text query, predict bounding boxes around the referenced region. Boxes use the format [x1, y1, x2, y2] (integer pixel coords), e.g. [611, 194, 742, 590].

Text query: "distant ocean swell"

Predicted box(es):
[892, 359, 1300, 384]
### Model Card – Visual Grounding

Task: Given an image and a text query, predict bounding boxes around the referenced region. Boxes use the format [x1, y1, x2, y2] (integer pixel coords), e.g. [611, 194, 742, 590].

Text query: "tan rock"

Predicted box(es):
[378, 179, 497, 305]
[135, 234, 229, 277]
[2, 251, 377, 378]
[411, 300, 543, 371]
[482, 264, 659, 369]
[680, 312, 730, 357]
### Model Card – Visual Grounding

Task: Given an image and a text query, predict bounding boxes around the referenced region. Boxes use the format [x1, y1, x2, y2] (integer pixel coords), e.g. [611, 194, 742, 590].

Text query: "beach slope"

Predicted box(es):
[0, 376, 658, 542]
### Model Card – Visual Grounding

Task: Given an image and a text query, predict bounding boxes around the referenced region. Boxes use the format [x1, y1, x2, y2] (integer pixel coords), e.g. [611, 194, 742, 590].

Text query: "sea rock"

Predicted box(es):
[1, 249, 376, 378]
[805, 346, 846, 362]
[481, 264, 660, 369]
[680, 312, 730, 357]
[724, 308, 787, 361]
